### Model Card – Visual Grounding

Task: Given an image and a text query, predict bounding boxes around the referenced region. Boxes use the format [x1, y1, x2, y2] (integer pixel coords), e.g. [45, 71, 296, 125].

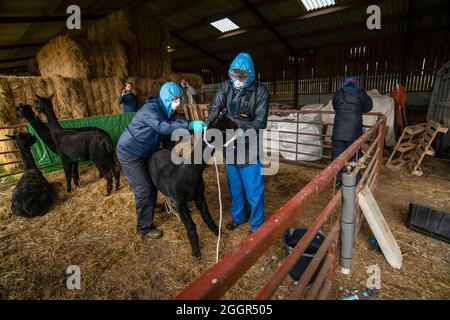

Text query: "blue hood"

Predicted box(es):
[159, 82, 183, 117]
[229, 52, 255, 89]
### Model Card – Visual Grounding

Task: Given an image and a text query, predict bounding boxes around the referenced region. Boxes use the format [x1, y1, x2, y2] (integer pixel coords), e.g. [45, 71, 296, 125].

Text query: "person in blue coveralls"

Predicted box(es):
[331, 76, 373, 189]
[208, 52, 270, 234]
[116, 82, 207, 239]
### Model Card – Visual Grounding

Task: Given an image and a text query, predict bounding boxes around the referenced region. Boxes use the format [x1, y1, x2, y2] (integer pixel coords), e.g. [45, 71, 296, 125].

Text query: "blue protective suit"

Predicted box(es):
[213, 53, 267, 231]
[116, 82, 189, 158]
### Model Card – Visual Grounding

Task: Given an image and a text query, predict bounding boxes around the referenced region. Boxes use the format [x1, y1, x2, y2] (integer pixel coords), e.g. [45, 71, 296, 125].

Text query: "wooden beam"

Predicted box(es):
[0, 56, 33, 64]
[0, 14, 106, 24]
[170, 31, 227, 68]
[160, 0, 209, 17]
[0, 41, 46, 50]
[241, 0, 297, 55]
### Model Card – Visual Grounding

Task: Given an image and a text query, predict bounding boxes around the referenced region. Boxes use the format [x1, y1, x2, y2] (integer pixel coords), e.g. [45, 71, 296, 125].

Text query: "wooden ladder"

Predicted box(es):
[408, 120, 448, 176]
[386, 121, 448, 175]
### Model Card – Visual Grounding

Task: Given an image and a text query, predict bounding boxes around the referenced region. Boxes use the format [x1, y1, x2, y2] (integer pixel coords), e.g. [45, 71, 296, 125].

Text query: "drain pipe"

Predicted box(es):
[340, 165, 357, 275]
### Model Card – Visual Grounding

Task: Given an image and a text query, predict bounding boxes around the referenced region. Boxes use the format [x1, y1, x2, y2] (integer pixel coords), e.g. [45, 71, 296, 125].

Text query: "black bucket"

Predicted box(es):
[282, 228, 326, 283]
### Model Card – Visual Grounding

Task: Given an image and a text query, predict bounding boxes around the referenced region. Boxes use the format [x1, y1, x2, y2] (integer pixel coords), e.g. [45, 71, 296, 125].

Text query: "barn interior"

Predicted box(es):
[0, 0, 449, 300]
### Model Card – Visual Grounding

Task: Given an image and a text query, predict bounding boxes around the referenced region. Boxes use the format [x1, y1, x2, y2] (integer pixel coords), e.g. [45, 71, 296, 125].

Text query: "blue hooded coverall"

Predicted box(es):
[208, 53, 270, 232]
[116, 82, 189, 234]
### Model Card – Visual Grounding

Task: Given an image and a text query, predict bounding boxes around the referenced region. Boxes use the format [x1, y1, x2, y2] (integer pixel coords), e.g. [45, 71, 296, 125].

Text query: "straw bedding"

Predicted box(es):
[0, 160, 449, 299]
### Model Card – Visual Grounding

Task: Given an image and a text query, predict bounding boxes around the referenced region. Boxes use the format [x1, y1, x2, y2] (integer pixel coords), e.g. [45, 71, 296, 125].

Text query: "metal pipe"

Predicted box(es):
[340, 169, 357, 275]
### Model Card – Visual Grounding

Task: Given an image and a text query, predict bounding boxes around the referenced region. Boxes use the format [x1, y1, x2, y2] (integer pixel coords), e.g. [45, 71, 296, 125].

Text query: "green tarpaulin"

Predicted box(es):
[26, 112, 135, 173]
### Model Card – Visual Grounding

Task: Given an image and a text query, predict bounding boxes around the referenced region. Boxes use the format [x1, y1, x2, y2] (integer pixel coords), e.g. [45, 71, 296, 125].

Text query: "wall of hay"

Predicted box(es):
[0, 8, 203, 170]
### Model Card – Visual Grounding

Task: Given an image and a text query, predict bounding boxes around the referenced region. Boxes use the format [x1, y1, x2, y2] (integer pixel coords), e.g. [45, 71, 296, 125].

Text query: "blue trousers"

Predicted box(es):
[116, 149, 157, 235]
[226, 163, 265, 232]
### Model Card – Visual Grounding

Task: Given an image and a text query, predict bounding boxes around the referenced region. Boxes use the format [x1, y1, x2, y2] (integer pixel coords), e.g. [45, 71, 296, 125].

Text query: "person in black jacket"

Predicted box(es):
[332, 76, 373, 188]
[208, 52, 270, 233]
[118, 82, 139, 113]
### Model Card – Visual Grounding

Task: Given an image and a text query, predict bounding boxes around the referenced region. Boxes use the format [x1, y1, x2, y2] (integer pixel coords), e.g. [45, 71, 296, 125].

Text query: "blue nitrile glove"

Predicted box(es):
[236, 128, 245, 138]
[189, 120, 207, 133]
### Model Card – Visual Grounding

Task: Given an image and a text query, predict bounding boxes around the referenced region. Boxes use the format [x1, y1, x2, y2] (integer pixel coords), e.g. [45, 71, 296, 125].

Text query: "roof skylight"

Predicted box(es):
[210, 18, 240, 33]
[300, 0, 336, 11]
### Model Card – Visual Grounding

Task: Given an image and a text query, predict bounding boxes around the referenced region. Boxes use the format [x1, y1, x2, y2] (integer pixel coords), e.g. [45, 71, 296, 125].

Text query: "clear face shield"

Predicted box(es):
[229, 69, 250, 89]
[171, 94, 184, 111]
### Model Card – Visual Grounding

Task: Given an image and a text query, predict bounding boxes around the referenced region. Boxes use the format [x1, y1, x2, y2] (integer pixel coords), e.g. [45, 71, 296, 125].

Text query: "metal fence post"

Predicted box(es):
[340, 168, 357, 275]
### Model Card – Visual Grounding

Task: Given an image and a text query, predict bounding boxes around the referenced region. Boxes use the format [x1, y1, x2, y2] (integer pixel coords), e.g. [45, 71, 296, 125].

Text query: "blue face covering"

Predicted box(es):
[228, 52, 256, 90]
[159, 82, 183, 117]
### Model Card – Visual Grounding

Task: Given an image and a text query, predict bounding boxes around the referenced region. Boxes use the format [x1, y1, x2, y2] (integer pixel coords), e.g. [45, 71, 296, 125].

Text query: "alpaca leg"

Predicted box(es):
[72, 162, 79, 186]
[62, 159, 73, 193]
[177, 202, 201, 257]
[112, 160, 120, 190]
[101, 167, 113, 196]
[194, 193, 219, 236]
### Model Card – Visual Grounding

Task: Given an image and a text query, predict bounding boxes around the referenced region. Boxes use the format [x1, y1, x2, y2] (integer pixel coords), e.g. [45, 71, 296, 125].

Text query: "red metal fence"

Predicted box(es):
[176, 110, 386, 300]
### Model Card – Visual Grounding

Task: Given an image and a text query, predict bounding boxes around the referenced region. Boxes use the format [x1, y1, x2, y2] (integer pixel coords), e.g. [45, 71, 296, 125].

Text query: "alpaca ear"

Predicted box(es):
[35, 94, 42, 100]
[5, 134, 15, 140]
[49, 94, 54, 100]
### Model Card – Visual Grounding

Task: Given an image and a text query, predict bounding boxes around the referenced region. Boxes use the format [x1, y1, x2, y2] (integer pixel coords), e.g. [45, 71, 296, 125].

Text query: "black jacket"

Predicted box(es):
[208, 80, 270, 164]
[332, 86, 373, 142]
[118, 92, 139, 113]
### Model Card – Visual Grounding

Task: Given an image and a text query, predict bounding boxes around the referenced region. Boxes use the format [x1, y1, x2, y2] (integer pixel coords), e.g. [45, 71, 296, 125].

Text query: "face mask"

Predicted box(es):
[171, 98, 181, 111]
[233, 80, 245, 89]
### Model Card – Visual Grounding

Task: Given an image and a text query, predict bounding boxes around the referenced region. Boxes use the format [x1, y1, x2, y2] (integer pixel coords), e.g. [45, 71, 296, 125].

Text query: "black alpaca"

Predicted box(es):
[149, 110, 237, 257]
[16, 103, 106, 185]
[7, 133, 54, 218]
[34, 94, 120, 195]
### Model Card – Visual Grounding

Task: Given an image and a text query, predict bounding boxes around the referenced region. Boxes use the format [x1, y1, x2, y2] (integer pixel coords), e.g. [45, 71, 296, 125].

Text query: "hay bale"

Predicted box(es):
[37, 36, 89, 79]
[27, 58, 40, 76]
[87, 9, 168, 50]
[37, 36, 128, 79]
[128, 47, 172, 79]
[79, 40, 128, 79]
[52, 76, 88, 119]
[167, 73, 204, 92]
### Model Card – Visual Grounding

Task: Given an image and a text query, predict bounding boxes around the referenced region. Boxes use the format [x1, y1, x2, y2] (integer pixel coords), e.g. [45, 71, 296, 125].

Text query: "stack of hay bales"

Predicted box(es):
[0, 8, 203, 170]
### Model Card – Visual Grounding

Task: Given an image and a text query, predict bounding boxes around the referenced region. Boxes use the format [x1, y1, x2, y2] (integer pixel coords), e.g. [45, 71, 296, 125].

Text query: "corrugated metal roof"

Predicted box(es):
[0, 0, 447, 73]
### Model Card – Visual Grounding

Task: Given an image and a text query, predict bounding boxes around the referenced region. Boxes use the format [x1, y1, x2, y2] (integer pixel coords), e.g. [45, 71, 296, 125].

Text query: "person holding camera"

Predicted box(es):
[180, 78, 197, 104]
[118, 82, 140, 113]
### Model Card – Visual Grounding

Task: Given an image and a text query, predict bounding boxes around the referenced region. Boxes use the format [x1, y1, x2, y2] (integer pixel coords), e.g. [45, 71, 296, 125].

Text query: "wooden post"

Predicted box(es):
[293, 54, 299, 108]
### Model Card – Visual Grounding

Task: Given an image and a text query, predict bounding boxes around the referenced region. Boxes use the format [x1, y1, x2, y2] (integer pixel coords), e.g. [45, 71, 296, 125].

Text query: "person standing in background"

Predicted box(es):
[180, 78, 197, 104]
[118, 82, 139, 113]
[331, 76, 373, 189]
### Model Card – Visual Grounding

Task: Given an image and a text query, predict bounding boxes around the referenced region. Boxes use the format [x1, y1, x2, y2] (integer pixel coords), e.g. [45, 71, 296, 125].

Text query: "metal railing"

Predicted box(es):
[176, 111, 386, 300]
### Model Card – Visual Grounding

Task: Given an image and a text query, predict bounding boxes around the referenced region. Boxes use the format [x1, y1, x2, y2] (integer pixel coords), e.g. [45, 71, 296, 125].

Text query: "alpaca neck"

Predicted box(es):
[44, 105, 63, 135]
[17, 143, 37, 171]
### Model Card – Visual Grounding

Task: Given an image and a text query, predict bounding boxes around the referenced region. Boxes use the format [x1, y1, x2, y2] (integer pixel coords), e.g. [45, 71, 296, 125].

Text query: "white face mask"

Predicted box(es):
[233, 80, 245, 88]
[171, 99, 181, 111]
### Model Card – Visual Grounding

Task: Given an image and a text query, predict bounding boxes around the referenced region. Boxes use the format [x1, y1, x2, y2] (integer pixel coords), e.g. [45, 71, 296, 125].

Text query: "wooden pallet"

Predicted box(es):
[408, 120, 448, 176]
[386, 120, 448, 175]
[181, 104, 209, 121]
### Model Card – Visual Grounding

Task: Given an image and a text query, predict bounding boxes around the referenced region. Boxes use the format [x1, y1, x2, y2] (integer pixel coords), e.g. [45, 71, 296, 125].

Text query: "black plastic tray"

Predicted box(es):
[407, 203, 450, 243]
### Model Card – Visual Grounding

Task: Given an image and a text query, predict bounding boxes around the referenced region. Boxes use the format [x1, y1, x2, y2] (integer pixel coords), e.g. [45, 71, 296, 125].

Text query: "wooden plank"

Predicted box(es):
[358, 187, 402, 269]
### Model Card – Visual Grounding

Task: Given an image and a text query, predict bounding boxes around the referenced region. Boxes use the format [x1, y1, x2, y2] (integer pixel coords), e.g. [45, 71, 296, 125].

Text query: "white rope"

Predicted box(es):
[164, 196, 181, 223]
[203, 128, 230, 263]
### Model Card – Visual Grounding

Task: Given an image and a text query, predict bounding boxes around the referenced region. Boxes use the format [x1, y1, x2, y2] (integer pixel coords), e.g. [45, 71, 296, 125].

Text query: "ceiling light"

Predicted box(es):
[210, 18, 240, 33]
[300, 0, 336, 11]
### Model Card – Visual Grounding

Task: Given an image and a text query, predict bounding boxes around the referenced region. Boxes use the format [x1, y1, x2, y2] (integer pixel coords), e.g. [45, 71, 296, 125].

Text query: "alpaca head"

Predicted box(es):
[207, 108, 238, 131]
[34, 94, 54, 115]
[16, 103, 37, 120]
[6, 132, 37, 148]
